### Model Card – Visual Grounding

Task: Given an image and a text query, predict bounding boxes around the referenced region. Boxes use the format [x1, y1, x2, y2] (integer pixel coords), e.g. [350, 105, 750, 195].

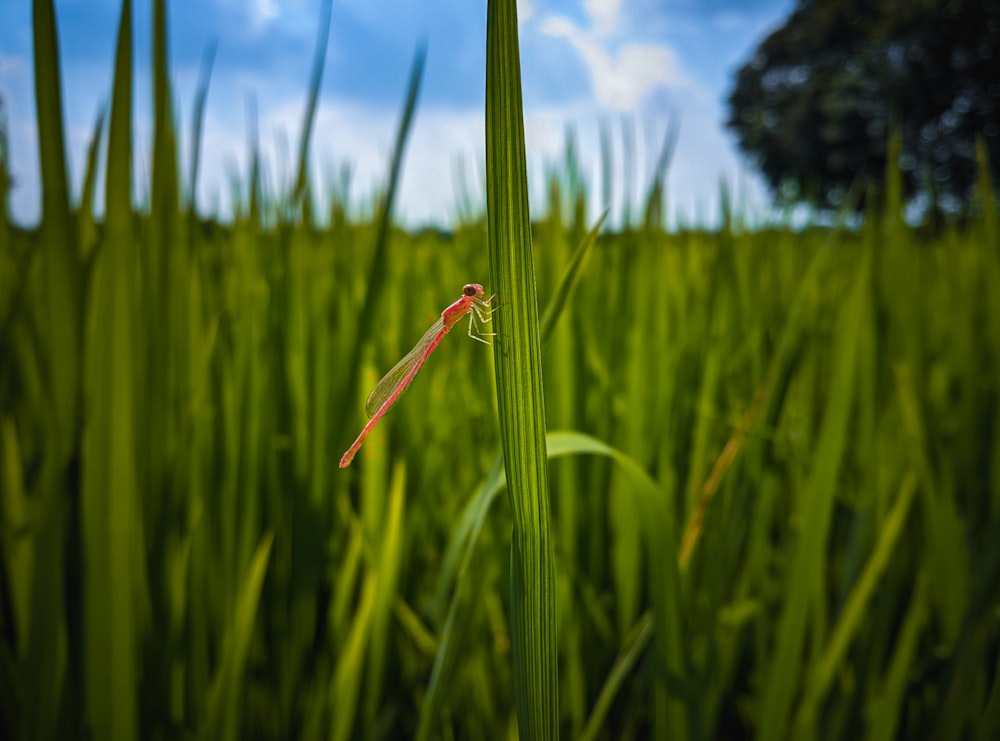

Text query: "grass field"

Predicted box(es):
[2, 1, 1000, 739]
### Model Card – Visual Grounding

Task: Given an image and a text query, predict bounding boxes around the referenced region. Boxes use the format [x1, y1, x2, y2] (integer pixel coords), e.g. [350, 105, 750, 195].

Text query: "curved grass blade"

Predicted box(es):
[291, 0, 332, 210]
[793, 473, 919, 734]
[197, 533, 274, 741]
[580, 612, 655, 741]
[424, 431, 686, 739]
[759, 245, 868, 740]
[539, 208, 607, 345]
[78, 105, 105, 264]
[338, 43, 426, 448]
[187, 40, 217, 214]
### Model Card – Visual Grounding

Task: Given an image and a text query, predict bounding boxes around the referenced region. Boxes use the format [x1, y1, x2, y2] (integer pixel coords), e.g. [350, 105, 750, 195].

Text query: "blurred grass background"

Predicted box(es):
[2, 0, 1000, 739]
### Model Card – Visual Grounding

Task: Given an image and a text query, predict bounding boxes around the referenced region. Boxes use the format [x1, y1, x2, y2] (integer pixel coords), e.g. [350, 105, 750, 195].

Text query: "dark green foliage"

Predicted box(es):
[727, 0, 1000, 213]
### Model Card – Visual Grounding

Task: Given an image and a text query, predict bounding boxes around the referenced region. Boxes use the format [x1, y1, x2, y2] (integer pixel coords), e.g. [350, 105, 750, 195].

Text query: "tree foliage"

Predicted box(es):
[727, 0, 1000, 212]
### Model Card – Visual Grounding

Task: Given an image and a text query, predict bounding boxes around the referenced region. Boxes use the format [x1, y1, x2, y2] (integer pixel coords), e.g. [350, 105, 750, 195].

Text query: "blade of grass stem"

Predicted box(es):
[364, 464, 406, 737]
[197, 533, 274, 741]
[187, 40, 217, 213]
[485, 0, 558, 736]
[33, 0, 79, 468]
[78, 106, 105, 263]
[539, 209, 607, 344]
[81, 2, 143, 739]
[338, 44, 426, 449]
[330, 571, 378, 741]
[579, 612, 654, 741]
[759, 245, 867, 740]
[866, 570, 929, 741]
[793, 472, 919, 734]
[291, 0, 331, 211]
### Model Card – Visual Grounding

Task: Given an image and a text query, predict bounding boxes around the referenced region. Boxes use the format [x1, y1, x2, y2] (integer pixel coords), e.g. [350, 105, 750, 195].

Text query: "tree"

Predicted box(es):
[726, 0, 1000, 213]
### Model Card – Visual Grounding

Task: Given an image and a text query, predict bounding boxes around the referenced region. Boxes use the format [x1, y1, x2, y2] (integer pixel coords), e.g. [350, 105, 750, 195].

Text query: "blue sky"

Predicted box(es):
[0, 0, 793, 227]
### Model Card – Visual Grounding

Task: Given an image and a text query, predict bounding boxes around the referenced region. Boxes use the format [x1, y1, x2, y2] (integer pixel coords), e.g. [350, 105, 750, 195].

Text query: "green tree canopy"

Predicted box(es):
[727, 0, 1000, 212]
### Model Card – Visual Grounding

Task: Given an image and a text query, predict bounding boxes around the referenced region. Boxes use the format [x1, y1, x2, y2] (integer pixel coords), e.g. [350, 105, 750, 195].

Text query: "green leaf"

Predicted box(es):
[33, 0, 80, 468]
[186, 40, 216, 212]
[794, 473, 919, 733]
[291, 0, 332, 211]
[80, 3, 145, 739]
[539, 209, 607, 345]
[760, 243, 868, 740]
[338, 43, 426, 450]
[486, 0, 558, 736]
[426, 431, 685, 739]
[198, 533, 274, 741]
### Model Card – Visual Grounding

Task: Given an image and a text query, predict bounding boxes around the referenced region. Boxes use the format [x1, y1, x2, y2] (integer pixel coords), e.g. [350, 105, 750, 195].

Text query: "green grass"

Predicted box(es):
[2, 0, 1000, 739]
[486, 0, 558, 737]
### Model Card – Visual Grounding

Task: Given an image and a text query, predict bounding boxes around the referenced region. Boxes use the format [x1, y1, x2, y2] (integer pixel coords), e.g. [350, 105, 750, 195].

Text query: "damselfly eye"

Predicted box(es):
[463, 284, 478, 296]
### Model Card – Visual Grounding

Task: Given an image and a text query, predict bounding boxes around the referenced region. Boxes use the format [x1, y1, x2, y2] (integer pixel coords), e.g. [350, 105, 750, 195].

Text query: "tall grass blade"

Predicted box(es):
[338, 44, 426, 447]
[78, 107, 105, 262]
[146, 0, 180, 527]
[759, 245, 868, 739]
[895, 364, 970, 644]
[420, 455, 509, 741]
[866, 571, 929, 741]
[539, 209, 607, 344]
[0, 98, 8, 229]
[427, 430, 675, 739]
[33, 0, 79, 467]
[793, 472, 919, 733]
[197, 533, 274, 741]
[19, 4, 77, 738]
[486, 0, 558, 736]
[187, 41, 217, 212]
[579, 612, 654, 741]
[979, 645, 1000, 741]
[291, 0, 332, 211]
[972, 136, 998, 244]
[80, 2, 145, 739]
[330, 572, 378, 741]
[363, 464, 406, 738]
[642, 116, 678, 228]
[17, 460, 68, 741]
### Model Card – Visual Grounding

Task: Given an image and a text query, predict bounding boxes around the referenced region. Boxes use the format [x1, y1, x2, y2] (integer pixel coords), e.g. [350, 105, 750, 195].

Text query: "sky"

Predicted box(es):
[0, 0, 795, 229]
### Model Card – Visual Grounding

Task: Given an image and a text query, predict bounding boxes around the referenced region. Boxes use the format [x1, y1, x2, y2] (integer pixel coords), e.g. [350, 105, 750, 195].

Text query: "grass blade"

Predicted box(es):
[187, 40, 217, 213]
[78, 106, 105, 262]
[338, 44, 426, 450]
[539, 209, 607, 344]
[579, 612, 654, 741]
[794, 472, 919, 732]
[291, 0, 332, 211]
[759, 245, 868, 740]
[363, 464, 406, 737]
[80, 2, 144, 739]
[486, 0, 558, 736]
[33, 0, 80, 467]
[866, 570, 929, 741]
[197, 533, 274, 741]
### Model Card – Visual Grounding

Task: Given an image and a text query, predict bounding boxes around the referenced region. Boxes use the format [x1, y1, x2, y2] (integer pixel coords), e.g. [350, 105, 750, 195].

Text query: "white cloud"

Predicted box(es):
[250, 0, 280, 26]
[585, 0, 623, 37]
[540, 15, 687, 111]
[518, 0, 535, 24]
[216, 0, 286, 33]
[185, 93, 487, 226]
